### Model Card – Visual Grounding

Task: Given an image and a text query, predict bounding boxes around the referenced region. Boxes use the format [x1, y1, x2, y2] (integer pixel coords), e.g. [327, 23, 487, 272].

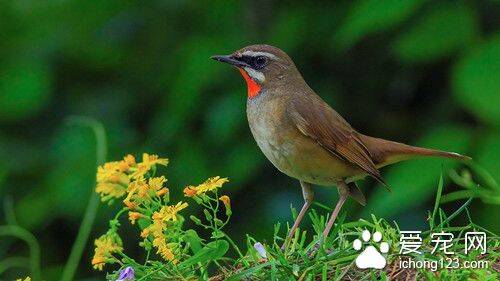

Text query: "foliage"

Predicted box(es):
[217, 171, 499, 280]
[92, 153, 235, 280]
[228, 215, 498, 281]
[91, 162, 499, 280]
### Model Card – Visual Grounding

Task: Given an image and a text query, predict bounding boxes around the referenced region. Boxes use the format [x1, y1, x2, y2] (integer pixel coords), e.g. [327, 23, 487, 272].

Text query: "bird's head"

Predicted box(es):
[211, 44, 299, 99]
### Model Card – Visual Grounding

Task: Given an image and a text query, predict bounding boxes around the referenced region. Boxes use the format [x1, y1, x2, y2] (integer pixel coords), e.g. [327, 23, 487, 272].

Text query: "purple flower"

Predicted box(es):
[116, 266, 135, 281]
[253, 242, 267, 259]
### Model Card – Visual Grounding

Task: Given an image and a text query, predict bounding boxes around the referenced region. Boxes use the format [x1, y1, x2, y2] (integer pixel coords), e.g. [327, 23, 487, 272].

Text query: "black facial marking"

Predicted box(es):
[253, 56, 268, 69]
[239, 55, 269, 70]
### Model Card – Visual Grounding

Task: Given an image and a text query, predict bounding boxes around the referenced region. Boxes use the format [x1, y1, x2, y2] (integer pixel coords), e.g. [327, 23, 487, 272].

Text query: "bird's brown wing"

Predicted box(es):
[288, 96, 388, 188]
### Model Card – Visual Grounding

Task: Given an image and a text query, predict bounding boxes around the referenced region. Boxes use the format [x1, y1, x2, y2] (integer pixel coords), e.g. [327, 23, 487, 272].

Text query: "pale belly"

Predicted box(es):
[247, 100, 363, 185]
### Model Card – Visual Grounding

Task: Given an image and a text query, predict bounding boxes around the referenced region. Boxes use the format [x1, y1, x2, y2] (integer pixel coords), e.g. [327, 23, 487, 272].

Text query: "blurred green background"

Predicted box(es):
[0, 0, 499, 279]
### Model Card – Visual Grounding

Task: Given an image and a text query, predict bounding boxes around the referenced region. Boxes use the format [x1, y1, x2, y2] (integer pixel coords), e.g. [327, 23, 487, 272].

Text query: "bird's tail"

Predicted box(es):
[359, 134, 471, 168]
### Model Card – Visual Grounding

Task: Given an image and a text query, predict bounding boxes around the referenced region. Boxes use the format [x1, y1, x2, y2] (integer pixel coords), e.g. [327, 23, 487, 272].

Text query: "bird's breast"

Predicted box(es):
[246, 93, 296, 174]
[246, 92, 362, 186]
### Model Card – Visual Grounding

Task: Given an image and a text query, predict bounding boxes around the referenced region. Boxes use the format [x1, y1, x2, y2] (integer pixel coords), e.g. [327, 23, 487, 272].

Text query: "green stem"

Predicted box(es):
[138, 265, 167, 280]
[441, 190, 479, 203]
[0, 225, 41, 280]
[469, 162, 500, 191]
[117, 252, 142, 268]
[60, 117, 107, 281]
[214, 190, 220, 231]
[0, 256, 30, 275]
[114, 208, 128, 222]
[223, 233, 244, 258]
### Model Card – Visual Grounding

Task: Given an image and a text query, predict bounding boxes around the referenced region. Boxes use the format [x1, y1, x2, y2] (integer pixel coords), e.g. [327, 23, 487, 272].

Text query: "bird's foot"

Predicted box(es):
[307, 242, 321, 258]
[307, 240, 334, 257]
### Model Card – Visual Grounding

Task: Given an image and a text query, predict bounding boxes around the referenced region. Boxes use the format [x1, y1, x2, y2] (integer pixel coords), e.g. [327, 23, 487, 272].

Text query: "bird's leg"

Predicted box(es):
[309, 179, 348, 256]
[322, 179, 349, 238]
[281, 181, 314, 250]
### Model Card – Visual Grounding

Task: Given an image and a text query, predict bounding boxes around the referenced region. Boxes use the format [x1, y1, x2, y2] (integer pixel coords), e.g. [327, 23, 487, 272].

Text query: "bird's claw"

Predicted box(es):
[307, 242, 321, 257]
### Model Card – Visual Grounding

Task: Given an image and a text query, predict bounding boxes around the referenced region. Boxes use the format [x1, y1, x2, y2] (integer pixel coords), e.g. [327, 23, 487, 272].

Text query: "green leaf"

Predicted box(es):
[363, 125, 472, 218]
[214, 218, 224, 227]
[179, 240, 228, 268]
[392, 2, 478, 63]
[334, 0, 423, 50]
[211, 230, 224, 239]
[137, 218, 150, 230]
[184, 229, 203, 254]
[453, 35, 500, 125]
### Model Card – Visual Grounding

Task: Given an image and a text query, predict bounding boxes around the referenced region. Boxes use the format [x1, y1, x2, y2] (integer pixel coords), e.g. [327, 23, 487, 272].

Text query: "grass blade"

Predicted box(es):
[430, 173, 444, 229]
[226, 262, 273, 281]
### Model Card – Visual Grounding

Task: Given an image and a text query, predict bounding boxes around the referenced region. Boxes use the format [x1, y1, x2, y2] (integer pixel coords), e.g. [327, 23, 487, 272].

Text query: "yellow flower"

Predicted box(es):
[131, 153, 169, 179]
[124, 176, 168, 206]
[149, 176, 166, 190]
[141, 215, 178, 263]
[15, 278, 31, 281]
[96, 162, 122, 182]
[97, 155, 135, 182]
[92, 234, 123, 271]
[123, 196, 137, 210]
[153, 202, 188, 222]
[95, 153, 169, 202]
[153, 236, 176, 262]
[141, 219, 163, 239]
[96, 160, 131, 201]
[122, 179, 143, 209]
[183, 186, 198, 197]
[130, 178, 149, 198]
[157, 188, 169, 197]
[183, 176, 229, 197]
[149, 176, 169, 197]
[96, 182, 127, 200]
[128, 211, 145, 225]
[143, 202, 187, 243]
[197, 177, 229, 194]
[143, 153, 169, 166]
[120, 154, 136, 169]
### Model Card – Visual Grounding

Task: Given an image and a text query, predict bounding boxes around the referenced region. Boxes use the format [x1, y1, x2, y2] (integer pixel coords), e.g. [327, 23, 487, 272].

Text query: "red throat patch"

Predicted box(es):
[238, 68, 261, 99]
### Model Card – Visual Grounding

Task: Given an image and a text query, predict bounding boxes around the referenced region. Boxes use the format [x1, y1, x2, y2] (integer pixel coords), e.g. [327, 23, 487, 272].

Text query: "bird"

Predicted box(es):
[211, 44, 470, 250]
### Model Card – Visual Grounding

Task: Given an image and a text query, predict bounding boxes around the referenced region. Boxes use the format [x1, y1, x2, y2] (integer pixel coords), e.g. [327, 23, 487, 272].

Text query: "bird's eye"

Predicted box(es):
[253, 56, 268, 69]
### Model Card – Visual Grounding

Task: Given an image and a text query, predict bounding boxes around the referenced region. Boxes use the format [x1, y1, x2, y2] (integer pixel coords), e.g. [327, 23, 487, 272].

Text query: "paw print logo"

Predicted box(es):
[353, 230, 389, 269]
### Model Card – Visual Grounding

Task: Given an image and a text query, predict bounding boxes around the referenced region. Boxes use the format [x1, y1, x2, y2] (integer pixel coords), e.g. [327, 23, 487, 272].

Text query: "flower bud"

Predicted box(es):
[190, 215, 202, 225]
[219, 195, 231, 216]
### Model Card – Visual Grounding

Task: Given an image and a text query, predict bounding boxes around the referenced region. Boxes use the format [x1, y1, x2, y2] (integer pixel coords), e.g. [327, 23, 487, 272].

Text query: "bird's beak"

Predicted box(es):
[211, 55, 249, 68]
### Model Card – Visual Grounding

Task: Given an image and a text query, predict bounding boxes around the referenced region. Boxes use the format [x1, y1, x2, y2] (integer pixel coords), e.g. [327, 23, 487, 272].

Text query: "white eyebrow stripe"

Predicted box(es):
[242, 51, 277, 59]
